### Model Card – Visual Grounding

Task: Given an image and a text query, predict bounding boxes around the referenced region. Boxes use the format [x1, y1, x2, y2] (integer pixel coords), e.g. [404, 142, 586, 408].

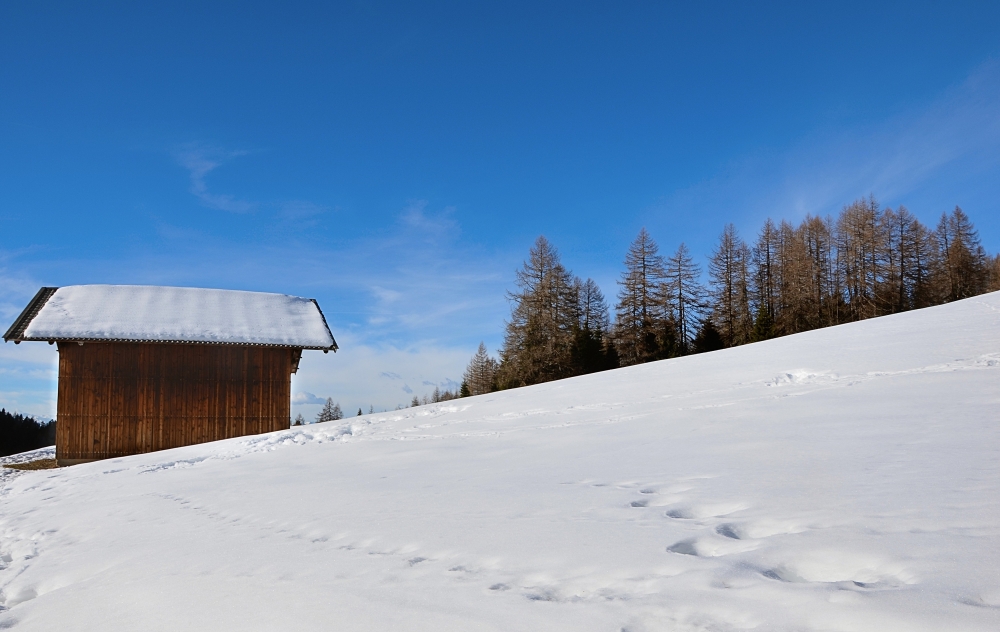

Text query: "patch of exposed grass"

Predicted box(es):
[3, 458, 60, 470]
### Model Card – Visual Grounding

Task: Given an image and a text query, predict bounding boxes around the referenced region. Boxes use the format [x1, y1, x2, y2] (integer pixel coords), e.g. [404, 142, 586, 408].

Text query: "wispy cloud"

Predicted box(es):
[292, 392, 327, 405]
[175, 144, 255, 213]
[289, 330, 471, 413]
[279, 200, 328, 222]
[649, 60, 1000, 249]
[399, 200, 459, 240]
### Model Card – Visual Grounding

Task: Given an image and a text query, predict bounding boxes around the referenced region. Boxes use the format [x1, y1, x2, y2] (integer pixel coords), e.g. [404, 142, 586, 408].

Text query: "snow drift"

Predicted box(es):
[1, 293, 999, 631]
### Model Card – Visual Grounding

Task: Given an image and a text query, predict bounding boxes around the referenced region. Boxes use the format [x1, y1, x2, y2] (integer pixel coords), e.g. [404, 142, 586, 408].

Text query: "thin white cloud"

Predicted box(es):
[399, 200, 460, 240]
[292, 392, 327, 405]
[175, 144, 255, 213]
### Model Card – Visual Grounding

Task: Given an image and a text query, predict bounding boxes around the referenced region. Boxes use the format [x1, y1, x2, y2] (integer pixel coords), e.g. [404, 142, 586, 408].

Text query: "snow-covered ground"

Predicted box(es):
[2, 294, 999, 631]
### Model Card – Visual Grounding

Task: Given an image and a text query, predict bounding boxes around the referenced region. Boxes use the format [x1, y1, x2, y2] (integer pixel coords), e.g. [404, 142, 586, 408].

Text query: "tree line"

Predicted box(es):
[461, 199, 1000, 392]
[0, 409, 56, 458]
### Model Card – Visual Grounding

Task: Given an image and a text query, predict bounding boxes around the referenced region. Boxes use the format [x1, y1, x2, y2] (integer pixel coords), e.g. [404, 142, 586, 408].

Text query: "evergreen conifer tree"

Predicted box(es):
[571, 278, 615, 374]
[692, 319, 724, 353]
[752, 218, 781, 328]
[936, 206, 988, 301]
[464, 342, 498, 395]
[663, 242, 705, 353]
[613, 228, 669, 366]
[989, 254, 1000, 292]
[751, 305, 775, 342]
[707, 224, 752, 347]
[316, 398, 341, 423]
[496, 236, 580, 388]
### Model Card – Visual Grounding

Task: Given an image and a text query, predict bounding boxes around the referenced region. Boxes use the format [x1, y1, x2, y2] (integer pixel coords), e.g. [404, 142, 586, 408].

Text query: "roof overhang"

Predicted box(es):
[3, 286, 339, 352]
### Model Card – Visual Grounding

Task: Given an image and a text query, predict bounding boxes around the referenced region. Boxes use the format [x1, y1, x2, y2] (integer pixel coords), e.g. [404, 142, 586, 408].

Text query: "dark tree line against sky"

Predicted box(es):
[461, 198, 1000, 393]
[0, 409, 56, 458]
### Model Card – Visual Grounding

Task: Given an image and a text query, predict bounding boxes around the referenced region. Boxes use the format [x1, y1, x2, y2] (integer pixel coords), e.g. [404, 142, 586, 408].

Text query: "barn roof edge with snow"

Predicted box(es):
[3, 285, 338, 351]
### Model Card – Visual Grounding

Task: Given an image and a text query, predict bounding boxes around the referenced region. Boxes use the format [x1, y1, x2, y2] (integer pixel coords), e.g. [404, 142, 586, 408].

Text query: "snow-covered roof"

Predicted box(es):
[3, 285, 338, 350]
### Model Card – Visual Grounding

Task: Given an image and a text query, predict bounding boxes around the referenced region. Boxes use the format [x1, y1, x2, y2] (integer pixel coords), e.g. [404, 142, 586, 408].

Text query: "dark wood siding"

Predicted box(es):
[56, 342, 294, 461]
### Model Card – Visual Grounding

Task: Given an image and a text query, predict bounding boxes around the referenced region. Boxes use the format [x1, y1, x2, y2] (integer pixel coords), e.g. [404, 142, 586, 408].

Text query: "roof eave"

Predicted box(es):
[310, 298, 339, 351]
[10, 336, 338, 351]
[3, 287, 59, 343]
[4, 287, 339, 352]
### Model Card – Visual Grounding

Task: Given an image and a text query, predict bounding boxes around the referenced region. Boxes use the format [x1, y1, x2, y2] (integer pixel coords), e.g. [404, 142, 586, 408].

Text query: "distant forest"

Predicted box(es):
[458, 198, 999, 396]
[0, 409, 56, 458]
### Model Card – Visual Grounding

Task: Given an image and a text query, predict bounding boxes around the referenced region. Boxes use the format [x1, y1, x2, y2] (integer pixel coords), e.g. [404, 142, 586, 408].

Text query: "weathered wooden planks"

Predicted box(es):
[55, 342, 294, 462]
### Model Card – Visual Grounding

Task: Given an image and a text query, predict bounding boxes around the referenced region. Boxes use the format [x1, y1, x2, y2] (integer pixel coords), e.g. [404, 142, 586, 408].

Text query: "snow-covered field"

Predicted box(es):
[2, 294, 999, 631]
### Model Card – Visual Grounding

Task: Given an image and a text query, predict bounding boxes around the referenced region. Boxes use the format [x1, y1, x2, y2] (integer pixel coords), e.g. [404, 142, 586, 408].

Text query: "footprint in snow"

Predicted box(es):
[760, 553, 915, 588]
[666, 536, 758, 557]
[715, 520, 804, 540]
[664, 502, 747, 520]
[715, 524, 741, 539]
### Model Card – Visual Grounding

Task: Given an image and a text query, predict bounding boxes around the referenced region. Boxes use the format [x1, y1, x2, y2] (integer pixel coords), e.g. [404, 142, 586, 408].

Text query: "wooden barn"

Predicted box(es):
[3, 285, 338, 465]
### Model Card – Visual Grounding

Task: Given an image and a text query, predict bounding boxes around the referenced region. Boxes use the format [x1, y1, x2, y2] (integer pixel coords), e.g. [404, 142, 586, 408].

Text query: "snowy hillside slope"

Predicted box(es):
[1, 293, 999, 632]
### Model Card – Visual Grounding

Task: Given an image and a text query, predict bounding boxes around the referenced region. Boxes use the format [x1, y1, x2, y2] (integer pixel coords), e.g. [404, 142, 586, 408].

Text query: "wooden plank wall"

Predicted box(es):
[56, 342, 295, 461]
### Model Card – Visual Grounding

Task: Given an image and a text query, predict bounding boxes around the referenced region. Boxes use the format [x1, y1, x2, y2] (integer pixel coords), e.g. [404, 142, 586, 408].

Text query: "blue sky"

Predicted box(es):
[2, 1, 1000, 418]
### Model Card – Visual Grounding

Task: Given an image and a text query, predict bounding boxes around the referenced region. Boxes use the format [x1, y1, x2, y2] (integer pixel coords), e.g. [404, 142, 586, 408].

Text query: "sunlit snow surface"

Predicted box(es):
[2, 294, 999, 631]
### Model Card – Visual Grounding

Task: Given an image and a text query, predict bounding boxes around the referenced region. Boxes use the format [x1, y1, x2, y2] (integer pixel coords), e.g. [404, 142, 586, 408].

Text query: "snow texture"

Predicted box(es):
[21, 285, 336, 348]
[2, 293, 999, 631]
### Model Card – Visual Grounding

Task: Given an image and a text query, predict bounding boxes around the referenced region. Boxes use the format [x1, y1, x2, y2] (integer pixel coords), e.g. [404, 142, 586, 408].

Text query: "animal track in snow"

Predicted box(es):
[714, 519, 805, 540]
[664, 502, 747, 520]
[762, 354, 1000, 394]
[715, 524, 741, 539]
[765, 370, 839, 388]
[666, 535, 759, 557]
[760, 551, 916, 589]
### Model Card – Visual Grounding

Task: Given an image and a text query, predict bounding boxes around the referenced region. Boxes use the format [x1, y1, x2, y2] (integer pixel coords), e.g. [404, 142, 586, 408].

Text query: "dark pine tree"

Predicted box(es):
[751, 305, 776, 342]
[692, 319, 725, 354]
[569, 324, 606, 375]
